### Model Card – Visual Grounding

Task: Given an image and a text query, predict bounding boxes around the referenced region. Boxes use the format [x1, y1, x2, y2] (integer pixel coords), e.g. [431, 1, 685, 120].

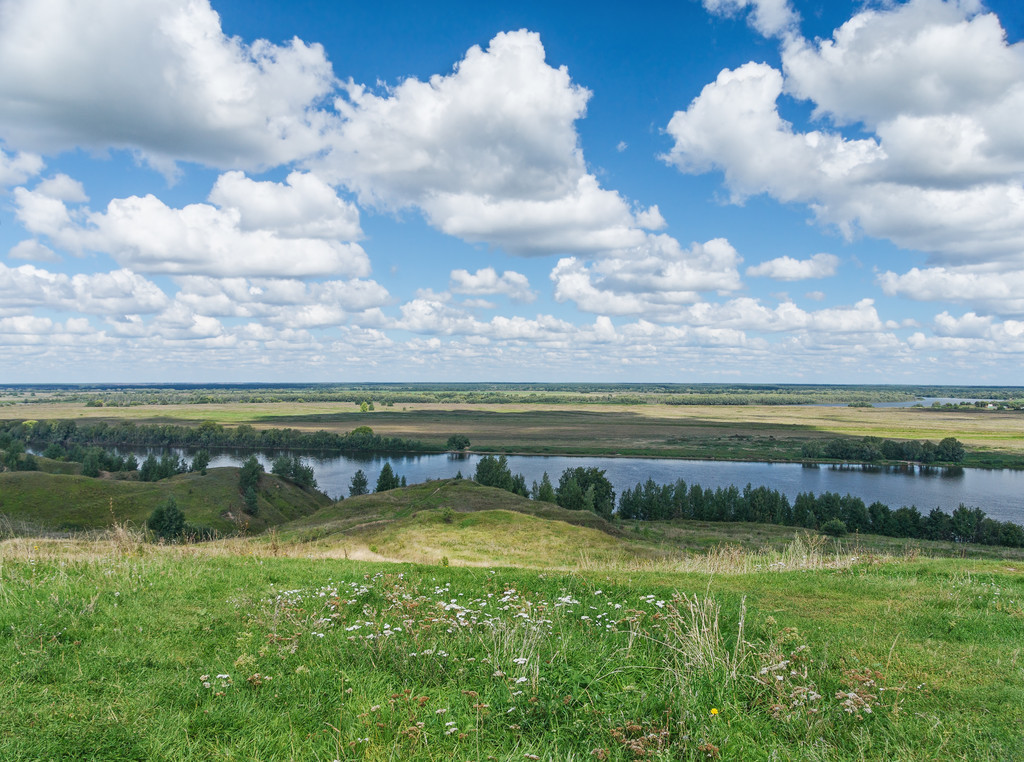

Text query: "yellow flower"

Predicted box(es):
[710, 708, 719, 716]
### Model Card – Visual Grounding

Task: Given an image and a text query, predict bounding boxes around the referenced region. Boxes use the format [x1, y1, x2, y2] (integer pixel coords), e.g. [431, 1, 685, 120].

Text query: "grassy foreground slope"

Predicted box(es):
[0, 467, 330, 535]
[2, 531, 1022, 760]
[2, 479, 1023, 759]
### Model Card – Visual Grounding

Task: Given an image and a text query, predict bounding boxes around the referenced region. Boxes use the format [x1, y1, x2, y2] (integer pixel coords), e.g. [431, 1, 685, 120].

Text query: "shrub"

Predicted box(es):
[446, 434, 470, 450]
[821, 518, 848, 537]
[148, 496, 186, 540]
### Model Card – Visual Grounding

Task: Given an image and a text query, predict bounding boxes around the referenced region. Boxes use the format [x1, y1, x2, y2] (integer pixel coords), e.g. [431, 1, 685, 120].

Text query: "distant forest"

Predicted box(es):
[0, 419, 427, 454]
[3, 382, 1023, 407]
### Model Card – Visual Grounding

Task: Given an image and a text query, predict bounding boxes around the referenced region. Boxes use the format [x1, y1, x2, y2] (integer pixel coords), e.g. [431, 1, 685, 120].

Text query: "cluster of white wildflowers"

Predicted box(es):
[254, 572, 691, 654]
[199, 673, 233, 697]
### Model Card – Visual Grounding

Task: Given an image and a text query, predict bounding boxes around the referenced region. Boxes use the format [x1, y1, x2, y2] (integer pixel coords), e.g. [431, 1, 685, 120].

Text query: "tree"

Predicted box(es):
[937, 437, 966, 463]
[923, 508, 953, 541]
[191, 450, 210, 475]
[375, 462, 401, 492]
[556, 476, 584, 511]
[42, 443, 65, 460]
[349, 469, 369, 497]
[582, 484, 596, 513]
[158, 454, 184, 479]
[868, 501, 892, 535]
[2, 439, 25, 470]
[291, 458, 317, 489]
[474, 455, 513, 491]
[271, 455, 317, 489]
[148, 496, 185, 540]
[446, 434, 471, 451]
[81, 450, 101, 478]
[534, 472, 556, 503]
[239, 455, 263, 498]
[243, 487, 259, 516]
[510, 472, 528, 497]
[556, 467, 615, 517]
[139, 453, 160, 482]
[951, 504, 985, 543]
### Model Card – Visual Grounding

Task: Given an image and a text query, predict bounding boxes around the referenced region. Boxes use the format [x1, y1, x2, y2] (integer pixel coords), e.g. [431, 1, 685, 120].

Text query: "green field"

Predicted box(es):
[2, 478, 1024, 759]
[3, 398, 1023, 465]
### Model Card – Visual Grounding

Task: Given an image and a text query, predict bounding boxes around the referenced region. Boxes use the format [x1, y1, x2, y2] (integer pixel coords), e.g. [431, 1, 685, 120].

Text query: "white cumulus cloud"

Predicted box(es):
[878, 266, 1024, 316]
[672, 0, 1024, 269]
[7, 240, 58, 262]
[550, 237, 743, 317]
[0, 145, 43, 186]
[702, 0, 800, 38]
[207, 171, 361, 240]
[13, 172, 369, 278]
[319, 30, 661, 256]
[174, 275, 390, 325]
[0, 0, 337, 172]
[746, 253, 839, 280]
[0, 262, 168, 316]
[449, 267, 536, 302]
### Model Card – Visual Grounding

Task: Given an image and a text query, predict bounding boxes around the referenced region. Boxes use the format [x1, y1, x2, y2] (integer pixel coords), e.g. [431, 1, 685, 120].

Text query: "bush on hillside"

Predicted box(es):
[821, 518, 848, 537]
[147, 496, 186, 540]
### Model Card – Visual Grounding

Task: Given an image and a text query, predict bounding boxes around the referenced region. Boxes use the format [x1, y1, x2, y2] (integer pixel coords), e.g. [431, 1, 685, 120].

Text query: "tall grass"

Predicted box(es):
[578, 531, 887, 575]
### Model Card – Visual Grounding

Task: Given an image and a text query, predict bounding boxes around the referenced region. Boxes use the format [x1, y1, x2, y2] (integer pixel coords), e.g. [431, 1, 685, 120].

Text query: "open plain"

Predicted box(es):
[2, 398, 1022, 465]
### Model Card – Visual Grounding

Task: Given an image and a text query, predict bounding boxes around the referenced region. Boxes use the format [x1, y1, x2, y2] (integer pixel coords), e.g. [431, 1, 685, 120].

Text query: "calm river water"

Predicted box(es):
[168, 449, 1024, 523]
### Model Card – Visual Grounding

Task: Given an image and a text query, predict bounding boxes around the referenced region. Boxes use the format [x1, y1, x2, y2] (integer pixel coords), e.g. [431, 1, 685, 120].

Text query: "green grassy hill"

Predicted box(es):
[283, 478, 618, 535]
[0, 467, 330, 535]
[278, 478, 1024, 566]
[280, 479, 665, 567]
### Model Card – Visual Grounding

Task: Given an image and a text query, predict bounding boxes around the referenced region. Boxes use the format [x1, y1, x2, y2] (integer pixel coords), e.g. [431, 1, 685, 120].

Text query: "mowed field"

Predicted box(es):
[3, 400, 1023, 462]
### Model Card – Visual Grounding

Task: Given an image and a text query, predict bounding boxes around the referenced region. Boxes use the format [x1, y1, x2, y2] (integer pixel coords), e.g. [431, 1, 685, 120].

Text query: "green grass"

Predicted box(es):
[0, 467, 330, 536]
[1, 535, 1022, 760]
[275, 479, 1024, 564]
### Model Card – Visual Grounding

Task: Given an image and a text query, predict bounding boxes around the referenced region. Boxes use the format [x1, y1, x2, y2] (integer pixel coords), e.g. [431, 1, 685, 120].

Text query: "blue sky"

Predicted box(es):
[1, 0, 1023, 383]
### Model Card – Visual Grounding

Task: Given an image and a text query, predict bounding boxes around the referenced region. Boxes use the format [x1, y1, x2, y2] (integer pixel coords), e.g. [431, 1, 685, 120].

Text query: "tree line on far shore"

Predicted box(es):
[803, 435, 965, 464]
[2, 419, 427, 455]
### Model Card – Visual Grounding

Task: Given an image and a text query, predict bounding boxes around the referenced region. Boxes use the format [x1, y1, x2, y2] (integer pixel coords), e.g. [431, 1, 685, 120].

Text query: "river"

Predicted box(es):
[166, 449, 1024, 523]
